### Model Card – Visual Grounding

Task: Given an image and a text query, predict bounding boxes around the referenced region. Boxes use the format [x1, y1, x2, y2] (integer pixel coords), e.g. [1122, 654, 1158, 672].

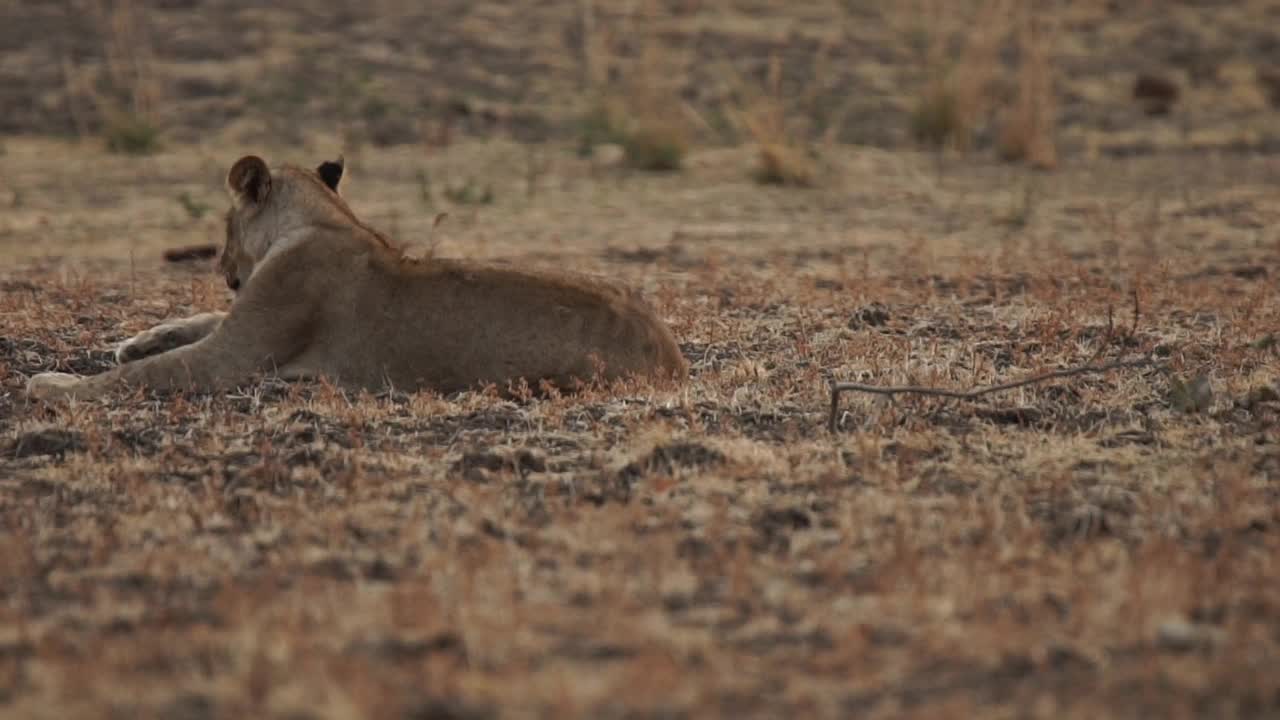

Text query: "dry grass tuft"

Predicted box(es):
[909, 75, 965, 149]
[621, 121, 689, 172]
[62, 0, 166, 155]
[907, 0, 1059, 169]
[997, 9, 1059, 169]
[577, 93, 689, 172]
[739, 57, 818, 187]
[102, 113, 162, 155]
[754, 142, 816, 187]
[908, 0, 1013, 151]
[715, 53, 827, 187]
[575, 9, 690, 172]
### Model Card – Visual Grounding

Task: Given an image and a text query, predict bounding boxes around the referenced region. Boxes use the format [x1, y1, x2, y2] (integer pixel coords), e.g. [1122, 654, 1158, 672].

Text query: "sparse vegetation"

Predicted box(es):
[175, 190, 210, 220]
[905, 0, 1060, 166]
[84, 0, 165, 155]
[754, 142, 816, 187]
[356, 92, 418, 147]
[577, 94, 688, 171]
[905, 0, 1009, 153]
[997, 180, 1038, 229]
[997, 10, 1059, 169]
[620, 122, 687, 171]
[910, 75, 965, 148]
[415, 168, 434, 207]
[103, 113, 162, 155]
[246, 66, 311, 147]
[576, 98, 626, 157]
[573, 13, 689, 172]
[442, 177, 495, 205]
[732, 56, 820, 187]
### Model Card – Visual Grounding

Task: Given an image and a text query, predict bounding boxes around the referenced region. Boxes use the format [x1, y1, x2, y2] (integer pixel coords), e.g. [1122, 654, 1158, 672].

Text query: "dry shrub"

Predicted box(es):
[755, 143, 815, 187]
[574, 5, 689, 172]
[103, 113, 162, 155]
[909, 0, 1013, 151]
[623, 125, 688, 172]
[907, 0, 1059, 169]
[740, 56, 817, 187]
[909, 76, 963, 149]
[618, 90, 689, 173]
[997, 10, 1059, 170]
[63, 0, 164, 154]
[579, 2, 836, 184]
[712, 52, 827, 188]
[577, 92, 689, 172]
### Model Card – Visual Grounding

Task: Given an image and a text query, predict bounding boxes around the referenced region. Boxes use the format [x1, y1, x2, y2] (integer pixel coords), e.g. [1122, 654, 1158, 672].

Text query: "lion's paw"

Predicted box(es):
[115, 314, 223, 365]
[26, 373, 83, 402]
[116, 325, 185, 364]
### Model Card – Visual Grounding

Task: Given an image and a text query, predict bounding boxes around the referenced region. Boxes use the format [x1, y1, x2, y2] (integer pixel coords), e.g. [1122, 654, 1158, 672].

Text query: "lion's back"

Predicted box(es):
[343, 254, 686, 390]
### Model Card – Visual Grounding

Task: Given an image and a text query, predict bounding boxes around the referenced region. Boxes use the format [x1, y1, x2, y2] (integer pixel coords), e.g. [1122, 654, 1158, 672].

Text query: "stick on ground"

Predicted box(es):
[828, 356, 1161, 433]
[162, 244, 219, 263]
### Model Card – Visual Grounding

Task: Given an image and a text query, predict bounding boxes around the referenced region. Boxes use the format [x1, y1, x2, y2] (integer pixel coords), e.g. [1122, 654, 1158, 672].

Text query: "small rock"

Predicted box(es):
[618, 441, 724, 481]
[452, 448, 546, 481]
[1244, 384, 1280, 409]
[1044, 643, 1096, 671]
[1168, 374, 1213, 414]
[1156, 617, 1221, 653]
[1133, 73, 1179, 116]
[591, 143, 625, 169]
[848, 304, 890, 329]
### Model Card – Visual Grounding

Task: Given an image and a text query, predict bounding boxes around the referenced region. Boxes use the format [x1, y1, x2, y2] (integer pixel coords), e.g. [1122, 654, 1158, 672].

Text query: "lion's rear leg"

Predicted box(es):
[115, 312, 226, 364]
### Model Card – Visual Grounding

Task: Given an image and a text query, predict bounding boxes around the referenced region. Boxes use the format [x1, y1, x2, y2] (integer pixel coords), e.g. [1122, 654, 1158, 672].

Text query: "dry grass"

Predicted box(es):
[753, 143, 816, 187]
[2, 137, 1280, 718]
[731, 55, 821, 187]
[997, 8, 1059, 169]
[575, 8, 690, 172]
[905, 0, 1059, 168]
[60, 0, 165, 154]
[906, 0, 1013, 151]
[577, 88, 689, 173]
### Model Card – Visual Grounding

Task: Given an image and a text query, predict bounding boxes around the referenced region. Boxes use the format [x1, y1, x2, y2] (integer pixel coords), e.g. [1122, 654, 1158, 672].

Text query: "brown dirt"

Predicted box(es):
[3, 2, 1280, 718]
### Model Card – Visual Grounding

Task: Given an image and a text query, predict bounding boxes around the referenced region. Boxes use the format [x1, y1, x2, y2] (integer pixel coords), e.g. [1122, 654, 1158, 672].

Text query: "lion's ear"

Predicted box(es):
[317, 155, 344, 193]
[227, 155, 271, 207]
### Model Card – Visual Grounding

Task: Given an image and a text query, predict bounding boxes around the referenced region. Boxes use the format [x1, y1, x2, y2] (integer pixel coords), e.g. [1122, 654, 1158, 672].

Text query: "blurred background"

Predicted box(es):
[3, 0, 1279, 270]
[6, 0, 1279, 168]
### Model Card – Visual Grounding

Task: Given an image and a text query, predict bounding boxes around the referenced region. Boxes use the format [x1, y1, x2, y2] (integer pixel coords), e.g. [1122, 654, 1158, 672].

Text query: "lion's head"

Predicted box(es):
[219, 154, 347, 291]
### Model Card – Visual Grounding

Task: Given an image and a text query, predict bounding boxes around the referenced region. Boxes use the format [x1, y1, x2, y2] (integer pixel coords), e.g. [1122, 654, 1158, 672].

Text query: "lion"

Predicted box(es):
[25, 154, 687, 402]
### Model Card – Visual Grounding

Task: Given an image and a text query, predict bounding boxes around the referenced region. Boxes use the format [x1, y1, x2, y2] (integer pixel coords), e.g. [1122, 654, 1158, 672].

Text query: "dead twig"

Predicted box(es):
[828, 356, 1162, 433]
[163, 244, 219, 263]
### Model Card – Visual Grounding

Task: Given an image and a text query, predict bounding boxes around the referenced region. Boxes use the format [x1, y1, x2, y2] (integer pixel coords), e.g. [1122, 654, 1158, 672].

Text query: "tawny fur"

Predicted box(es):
[26, 155, 686, 402]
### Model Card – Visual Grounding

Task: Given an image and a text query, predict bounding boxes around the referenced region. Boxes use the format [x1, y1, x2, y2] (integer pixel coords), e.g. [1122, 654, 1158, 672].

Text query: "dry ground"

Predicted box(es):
[2, 138, 1279, 719]
[3, 1, 1280, 718]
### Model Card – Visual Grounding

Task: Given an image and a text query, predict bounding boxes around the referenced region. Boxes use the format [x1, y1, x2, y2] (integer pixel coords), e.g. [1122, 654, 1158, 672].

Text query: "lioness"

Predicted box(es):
[26, 155, 687, 401]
